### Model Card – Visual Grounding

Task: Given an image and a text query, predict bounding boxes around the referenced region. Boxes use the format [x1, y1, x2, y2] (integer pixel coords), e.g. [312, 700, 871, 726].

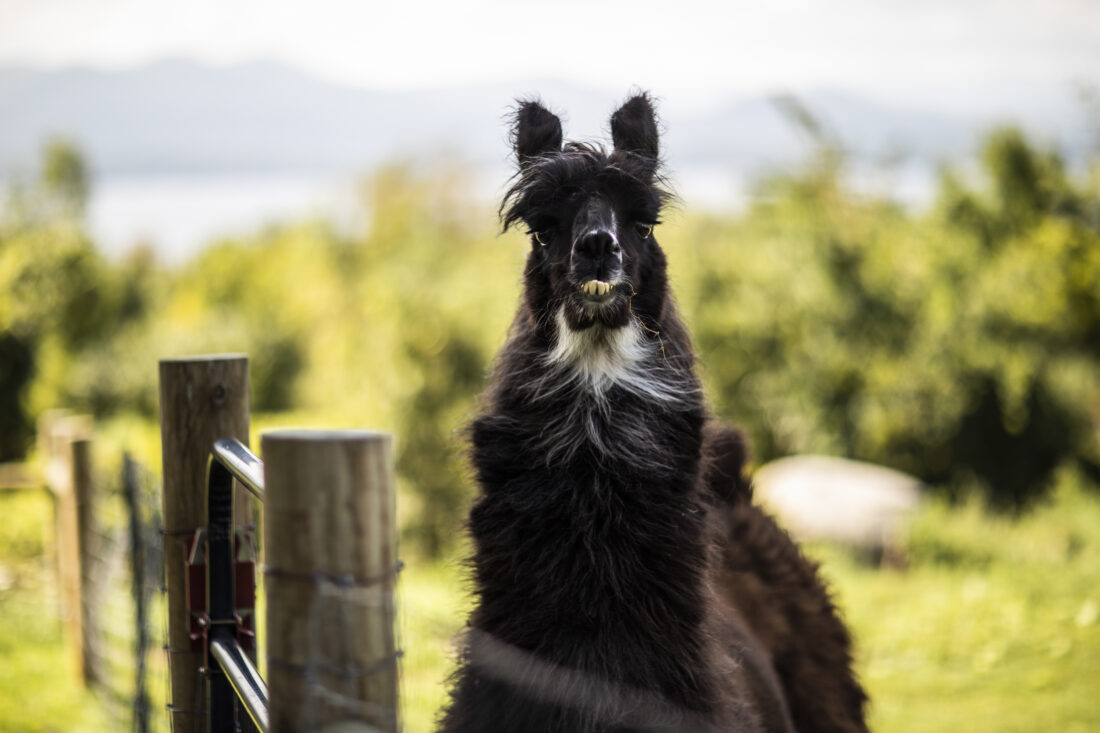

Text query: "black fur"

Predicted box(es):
[513, 99, 565, 166]
[438, 94, 868, 733]
[610, 93, 660, 178]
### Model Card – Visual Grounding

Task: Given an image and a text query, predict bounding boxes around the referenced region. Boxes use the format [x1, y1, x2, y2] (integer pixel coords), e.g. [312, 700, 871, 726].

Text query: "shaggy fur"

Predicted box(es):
[438, 94, 867, 733]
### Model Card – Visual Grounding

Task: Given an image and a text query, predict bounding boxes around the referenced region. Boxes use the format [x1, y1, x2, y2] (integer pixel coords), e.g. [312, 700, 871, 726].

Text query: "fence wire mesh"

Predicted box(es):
[83, 454, 167, 733]
[263, 562, 403, 732]
[79, 444, 405, 733]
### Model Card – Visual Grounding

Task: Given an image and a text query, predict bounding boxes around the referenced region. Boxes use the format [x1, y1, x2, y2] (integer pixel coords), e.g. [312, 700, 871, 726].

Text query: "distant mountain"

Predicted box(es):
[0, 59, 1092, 182]
[0, 59, 471, 174]
[669, 91, 971, 170]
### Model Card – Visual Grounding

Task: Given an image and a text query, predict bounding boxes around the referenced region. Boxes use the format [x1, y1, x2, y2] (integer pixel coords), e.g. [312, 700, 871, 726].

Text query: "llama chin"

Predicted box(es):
[439, 93, 868, 733]
[546, 308, 647, 395]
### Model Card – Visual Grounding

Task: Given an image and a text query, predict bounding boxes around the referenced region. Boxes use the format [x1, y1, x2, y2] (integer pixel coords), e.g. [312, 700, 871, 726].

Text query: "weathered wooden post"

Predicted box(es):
[38, 409, 71, 609]
[159, 355, 251, 732]
[71, 437, 99, 685]
[43, 413, 94, 686]
[262, 430, 399, 733]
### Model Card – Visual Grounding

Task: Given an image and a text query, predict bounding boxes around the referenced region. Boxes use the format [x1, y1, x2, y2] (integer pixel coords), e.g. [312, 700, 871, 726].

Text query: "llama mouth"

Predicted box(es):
[579, 279, 615, 298]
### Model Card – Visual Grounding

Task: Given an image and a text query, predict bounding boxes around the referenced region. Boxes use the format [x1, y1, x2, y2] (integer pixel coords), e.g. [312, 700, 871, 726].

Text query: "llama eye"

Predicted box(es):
[533, 231, 550, 246]
[635, 223, 654, 239]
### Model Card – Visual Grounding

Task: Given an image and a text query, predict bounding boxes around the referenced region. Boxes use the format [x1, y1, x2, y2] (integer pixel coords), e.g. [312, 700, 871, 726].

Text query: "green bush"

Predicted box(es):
[677, 128, 1100, 508]
[3, 126, 1097, 542]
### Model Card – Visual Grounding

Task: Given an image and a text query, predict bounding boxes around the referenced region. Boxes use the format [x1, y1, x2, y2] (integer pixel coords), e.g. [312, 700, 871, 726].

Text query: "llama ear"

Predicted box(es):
[610, 93, 659, 164]
[513, 100, 563, 167]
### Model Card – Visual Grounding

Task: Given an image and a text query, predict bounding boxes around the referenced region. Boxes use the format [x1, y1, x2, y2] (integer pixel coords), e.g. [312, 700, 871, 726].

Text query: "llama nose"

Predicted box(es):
[572, 229, 622, 267]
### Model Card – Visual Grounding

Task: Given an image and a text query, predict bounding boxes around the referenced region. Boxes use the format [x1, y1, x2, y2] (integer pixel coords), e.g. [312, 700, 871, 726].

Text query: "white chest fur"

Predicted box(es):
[543, 307, 692, 407]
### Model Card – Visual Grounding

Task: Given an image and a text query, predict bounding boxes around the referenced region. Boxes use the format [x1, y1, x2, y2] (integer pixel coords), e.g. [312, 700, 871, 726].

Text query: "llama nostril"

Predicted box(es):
[574, 229, 619, 262]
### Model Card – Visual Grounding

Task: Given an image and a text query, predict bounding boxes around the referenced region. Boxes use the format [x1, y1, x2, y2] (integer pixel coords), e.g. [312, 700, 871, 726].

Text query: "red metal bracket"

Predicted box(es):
[185, 527, 257, 666]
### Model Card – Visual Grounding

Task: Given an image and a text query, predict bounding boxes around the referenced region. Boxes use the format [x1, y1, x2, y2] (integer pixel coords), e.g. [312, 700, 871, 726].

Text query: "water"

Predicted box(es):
[76, 165, 936, 265]
[87, 173, 363, 263]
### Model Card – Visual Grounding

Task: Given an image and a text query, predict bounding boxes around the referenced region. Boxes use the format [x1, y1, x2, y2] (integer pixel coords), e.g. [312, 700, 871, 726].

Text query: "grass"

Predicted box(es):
[396, 470, 1100, 732]
[2, 471, 1098, 731]
[398, 551, 472, 733]
[831, 469, 1100, 733]
[0, 490, 114, 733]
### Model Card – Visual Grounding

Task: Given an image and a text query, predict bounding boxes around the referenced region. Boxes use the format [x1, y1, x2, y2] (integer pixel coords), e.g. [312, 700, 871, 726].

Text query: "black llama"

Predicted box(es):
[438, 94, 868, 733]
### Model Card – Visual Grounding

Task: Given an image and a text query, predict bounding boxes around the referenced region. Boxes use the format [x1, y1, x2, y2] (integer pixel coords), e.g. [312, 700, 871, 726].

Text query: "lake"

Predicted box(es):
[76, 164, 934, 265]
[86, 173, 364, 263]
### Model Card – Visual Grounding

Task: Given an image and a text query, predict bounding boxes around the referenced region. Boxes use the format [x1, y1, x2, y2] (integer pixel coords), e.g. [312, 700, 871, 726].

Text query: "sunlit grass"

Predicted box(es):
[392, 478, 1100, 732]
[0, 490, 113, 733]
[3, 472, 1099, 731]
[398, 548, 471, 733]
[812, 473, 1100, 733]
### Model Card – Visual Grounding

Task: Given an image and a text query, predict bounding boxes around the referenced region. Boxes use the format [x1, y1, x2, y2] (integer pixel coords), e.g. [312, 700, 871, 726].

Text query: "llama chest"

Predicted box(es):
[466, 462, 713, 660]
[468, 392, 711, 644]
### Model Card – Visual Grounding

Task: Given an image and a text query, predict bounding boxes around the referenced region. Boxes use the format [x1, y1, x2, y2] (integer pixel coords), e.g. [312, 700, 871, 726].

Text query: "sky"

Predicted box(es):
[1, 0, 1099, 112]
[2, 0, 1097, 257]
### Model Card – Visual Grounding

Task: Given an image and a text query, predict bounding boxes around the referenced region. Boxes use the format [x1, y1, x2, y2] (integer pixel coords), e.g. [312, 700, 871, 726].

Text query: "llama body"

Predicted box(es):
[439, 95, 867, 733]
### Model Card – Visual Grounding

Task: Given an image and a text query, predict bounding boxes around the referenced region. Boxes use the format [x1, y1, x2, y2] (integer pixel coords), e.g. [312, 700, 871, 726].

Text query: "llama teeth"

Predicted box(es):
[581, 280, 613, 296]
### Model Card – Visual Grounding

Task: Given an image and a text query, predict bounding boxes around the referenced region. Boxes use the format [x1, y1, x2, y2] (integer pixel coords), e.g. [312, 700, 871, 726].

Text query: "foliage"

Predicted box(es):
[1, 121, 1099, 729]
[0, 140, 135, 459]
[674, 127, 1100, 508]
[39, 138, 90, 220]
[2, 123, 1099, 542]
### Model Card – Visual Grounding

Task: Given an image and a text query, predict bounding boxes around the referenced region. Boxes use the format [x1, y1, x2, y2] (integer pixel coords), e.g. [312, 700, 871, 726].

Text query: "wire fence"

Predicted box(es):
[81, 453, 167, 733]
[17, 403, 407, 732]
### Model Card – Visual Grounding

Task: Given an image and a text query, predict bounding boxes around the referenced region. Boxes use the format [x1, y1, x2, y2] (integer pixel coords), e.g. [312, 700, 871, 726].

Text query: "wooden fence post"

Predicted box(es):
[262, 430, 399, 733]
[37, 408, 72, 468]
[43, 413, 94, 686]
[159, 355, 251, 733]
[71, 438, 98, 686]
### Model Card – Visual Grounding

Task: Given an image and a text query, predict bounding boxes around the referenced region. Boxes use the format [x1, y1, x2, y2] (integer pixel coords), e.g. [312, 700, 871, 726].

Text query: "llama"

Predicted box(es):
[438, 94, 868, 733]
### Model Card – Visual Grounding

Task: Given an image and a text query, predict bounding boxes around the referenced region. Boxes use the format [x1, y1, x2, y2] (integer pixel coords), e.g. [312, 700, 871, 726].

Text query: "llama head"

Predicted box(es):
[502, 93, 673, 334]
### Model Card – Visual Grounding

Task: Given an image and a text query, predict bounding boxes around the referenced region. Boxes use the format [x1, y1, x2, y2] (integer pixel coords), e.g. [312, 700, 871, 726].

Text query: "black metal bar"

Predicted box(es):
[211, 438, 264, 502]
[206, 452, 236, 733]
[209, 632, 269, 733]
[205, 439, 265, 733]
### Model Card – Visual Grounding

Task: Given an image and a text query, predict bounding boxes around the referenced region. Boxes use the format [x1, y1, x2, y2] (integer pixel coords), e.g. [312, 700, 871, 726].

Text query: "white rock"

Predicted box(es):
[753, 455, 922, 550]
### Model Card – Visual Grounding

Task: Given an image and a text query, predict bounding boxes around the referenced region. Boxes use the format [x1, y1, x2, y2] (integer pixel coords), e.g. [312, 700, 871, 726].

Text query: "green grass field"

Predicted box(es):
[1, 473, 1098, 732]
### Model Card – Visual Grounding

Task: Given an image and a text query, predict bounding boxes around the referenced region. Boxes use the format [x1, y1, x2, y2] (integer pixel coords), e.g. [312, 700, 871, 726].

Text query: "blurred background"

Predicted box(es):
[1, 1, 1098, 731]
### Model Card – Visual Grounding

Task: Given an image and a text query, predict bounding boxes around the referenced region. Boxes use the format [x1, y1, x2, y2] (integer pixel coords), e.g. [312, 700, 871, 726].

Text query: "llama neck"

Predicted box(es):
[466, 309, 715, 710]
